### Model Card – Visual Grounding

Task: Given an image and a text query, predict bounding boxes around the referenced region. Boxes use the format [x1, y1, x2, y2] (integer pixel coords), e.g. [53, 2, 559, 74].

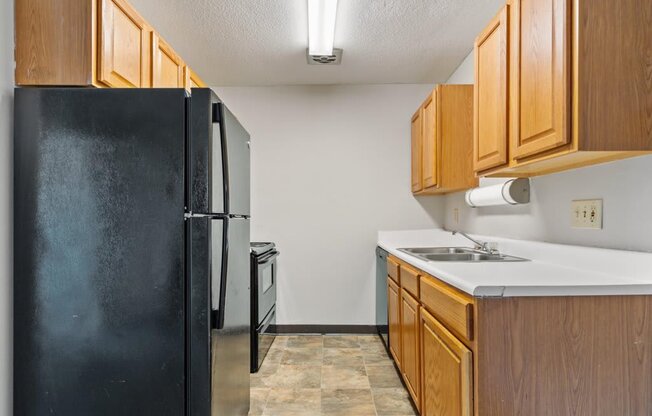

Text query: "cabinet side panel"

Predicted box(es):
[15, 0, 93, 86]
[475, 296, 652, 415]
[577, 0, 652, 151]
[439, 85, 477, 192]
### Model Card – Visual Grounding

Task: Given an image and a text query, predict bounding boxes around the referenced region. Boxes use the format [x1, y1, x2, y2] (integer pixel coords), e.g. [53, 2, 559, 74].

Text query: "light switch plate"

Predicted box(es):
[571, 199, 603, 229]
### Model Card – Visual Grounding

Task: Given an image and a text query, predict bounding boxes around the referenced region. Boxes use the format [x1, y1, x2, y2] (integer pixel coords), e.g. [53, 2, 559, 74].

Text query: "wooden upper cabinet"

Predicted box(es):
[388, 277, 402, 368]
[15, 0, 94, 86]
[477, 0, 652, 178]
[413, 85, 478, 195]
[98, 0, 151, 88]
[411, 109, 424, 193]
[185, 66, 207, 89]
[400, 290, 421, 412]
[422, 92, 438, 189]
[151, 34, 185, 88]
[15, 0, 207, 90]
[474, 5, 509, 174]
[510, 0, 571, 161]
[420, 307, 473, 416]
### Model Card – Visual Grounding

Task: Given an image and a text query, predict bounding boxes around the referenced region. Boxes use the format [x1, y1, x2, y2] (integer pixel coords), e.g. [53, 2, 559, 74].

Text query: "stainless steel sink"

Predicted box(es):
[398, 247, 529, 263]
[401, 247, 478, 255]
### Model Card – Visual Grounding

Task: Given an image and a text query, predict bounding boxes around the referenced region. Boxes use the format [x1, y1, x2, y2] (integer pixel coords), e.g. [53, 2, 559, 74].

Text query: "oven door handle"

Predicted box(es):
[257, 250, 279, 265]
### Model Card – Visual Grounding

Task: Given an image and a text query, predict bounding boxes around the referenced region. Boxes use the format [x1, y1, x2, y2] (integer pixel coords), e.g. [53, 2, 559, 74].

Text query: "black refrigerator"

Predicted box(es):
[14, 88, 251, 415]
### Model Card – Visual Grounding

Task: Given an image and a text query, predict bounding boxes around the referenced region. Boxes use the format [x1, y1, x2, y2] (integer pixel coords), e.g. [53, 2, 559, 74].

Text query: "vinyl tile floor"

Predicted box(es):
[249, 334, 418, 416]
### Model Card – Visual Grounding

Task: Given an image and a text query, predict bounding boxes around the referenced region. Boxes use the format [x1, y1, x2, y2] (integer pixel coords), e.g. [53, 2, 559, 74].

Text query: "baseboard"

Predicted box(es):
[269, 324, 379, 335]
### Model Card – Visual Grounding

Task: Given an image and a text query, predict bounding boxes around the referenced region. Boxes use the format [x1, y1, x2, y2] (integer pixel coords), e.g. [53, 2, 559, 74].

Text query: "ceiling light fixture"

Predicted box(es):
[308, 0, 339, 56]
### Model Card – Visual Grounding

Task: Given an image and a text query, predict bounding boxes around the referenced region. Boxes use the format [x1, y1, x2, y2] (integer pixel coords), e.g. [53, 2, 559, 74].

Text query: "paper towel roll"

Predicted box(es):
[465, 178, 530, 208]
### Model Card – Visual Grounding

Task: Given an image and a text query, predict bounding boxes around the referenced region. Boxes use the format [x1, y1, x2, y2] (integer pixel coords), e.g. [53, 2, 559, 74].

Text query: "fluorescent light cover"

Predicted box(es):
[308, 0, 338, 56]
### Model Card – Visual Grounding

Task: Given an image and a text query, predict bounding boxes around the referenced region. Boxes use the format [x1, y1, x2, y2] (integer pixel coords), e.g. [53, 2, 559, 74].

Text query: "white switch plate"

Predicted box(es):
[571, 199, 603, 229]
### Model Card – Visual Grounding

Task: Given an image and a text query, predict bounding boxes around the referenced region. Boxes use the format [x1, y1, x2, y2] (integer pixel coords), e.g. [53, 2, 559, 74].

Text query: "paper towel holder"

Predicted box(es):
[465, 178, 530, 208]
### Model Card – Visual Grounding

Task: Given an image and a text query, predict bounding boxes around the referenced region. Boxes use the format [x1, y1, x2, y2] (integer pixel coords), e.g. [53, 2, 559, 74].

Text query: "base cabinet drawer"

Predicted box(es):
[388, 257, 400, 284]
[420, 275, 473, 341]
[400, 264, 420, 298]
[420, 308, 473, 416]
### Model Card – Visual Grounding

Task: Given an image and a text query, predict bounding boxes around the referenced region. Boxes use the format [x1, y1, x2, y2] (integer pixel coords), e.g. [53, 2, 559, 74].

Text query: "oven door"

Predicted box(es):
[256, 250, 278, 325]
[252, 306, 276, 372]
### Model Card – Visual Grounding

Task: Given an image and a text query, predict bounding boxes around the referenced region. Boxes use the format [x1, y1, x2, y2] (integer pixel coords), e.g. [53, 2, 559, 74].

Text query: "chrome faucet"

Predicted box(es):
[451, 231, 498, 254]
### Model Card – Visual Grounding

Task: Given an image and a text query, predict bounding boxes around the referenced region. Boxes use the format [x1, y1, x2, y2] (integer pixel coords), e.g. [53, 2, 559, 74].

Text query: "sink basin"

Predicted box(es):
[399, 247, 482, 255]
[398, 247, 529, 263]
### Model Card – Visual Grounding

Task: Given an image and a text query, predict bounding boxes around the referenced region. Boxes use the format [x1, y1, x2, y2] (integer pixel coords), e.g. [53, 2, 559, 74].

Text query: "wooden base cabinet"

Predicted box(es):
[387, 277, 402, 368]
[16, 0, 206, 90]
[474, 0, 652, 178]
[385, 254, 652, 416]
[401, 289, 421, 411]
[420, 308, 473, 416]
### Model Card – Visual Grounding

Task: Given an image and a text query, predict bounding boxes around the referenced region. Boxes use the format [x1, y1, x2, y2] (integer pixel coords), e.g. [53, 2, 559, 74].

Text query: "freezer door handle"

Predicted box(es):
[212, 102, 222, 123]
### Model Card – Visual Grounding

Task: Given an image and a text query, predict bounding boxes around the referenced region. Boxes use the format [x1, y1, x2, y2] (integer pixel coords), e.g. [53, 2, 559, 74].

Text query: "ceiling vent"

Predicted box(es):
[307, 48, 343, 65]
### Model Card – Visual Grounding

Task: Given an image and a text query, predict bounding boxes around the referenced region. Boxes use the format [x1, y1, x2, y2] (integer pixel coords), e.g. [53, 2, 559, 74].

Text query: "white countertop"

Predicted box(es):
[378, 229, 652, 297]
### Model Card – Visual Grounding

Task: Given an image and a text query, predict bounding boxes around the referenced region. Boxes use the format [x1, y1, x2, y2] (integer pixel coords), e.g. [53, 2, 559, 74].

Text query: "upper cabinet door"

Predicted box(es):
[98, 0, 151, 88]
[474, 5, 509, 173]
[510, 0, 571, 160]
[152, 34, 185, 88]
[411, 109, 424, 193]
[422, 92, 438, 189]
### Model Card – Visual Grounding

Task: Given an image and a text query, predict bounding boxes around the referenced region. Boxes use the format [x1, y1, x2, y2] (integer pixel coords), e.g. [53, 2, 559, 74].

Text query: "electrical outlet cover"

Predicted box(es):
[571, 199, 603, 229]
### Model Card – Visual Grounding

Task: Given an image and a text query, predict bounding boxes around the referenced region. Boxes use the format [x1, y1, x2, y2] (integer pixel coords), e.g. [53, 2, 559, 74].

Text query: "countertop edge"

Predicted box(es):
[378, 242, 652, 298]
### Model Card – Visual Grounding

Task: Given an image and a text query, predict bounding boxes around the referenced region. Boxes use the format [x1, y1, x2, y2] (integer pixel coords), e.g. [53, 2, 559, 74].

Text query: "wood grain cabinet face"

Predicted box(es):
[474, 5, 509, 173]
[388, 277, 402, 368]
[411, 86, 477, 195]
[420, 308, 473, 416]
[400, 290, 421, 411]
[411, 109, 424, 193]
[152, 34, 185, 88]
[184, 66, 207, 89]
[422, 93, 438, 189]
[510, 0, 571, 160]
[98, 0, 151, 88]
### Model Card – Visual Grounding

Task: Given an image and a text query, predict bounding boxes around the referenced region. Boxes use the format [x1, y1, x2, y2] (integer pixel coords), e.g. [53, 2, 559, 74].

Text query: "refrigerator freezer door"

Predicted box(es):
[211, 217, 251, 415]
[189, 88, 225, 215]
[14, 88, 186, 415]
[221, 105, 251, 216]
[189, 89, 250, 216]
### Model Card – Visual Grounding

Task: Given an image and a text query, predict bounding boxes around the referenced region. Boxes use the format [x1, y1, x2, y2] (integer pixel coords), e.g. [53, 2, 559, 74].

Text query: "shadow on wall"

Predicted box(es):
[414, 194, 446, 225]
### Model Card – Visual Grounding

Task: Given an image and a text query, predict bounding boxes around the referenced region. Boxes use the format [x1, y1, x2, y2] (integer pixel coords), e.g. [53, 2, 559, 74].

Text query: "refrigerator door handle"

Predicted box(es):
[213, 219, 229, 330]
[212, 102, 221, 124]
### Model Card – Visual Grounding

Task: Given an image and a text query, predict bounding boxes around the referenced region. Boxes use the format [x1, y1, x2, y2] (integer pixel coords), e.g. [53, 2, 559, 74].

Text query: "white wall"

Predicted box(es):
[0, 0, 12, 413]
[445, 50, 474, 84]
[444, 52, 652, 252]
[214, 85, 443, 324]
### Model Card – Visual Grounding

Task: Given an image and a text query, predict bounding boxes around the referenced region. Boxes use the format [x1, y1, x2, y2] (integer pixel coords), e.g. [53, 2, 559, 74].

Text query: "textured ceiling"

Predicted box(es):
[129, 0, 504, 86]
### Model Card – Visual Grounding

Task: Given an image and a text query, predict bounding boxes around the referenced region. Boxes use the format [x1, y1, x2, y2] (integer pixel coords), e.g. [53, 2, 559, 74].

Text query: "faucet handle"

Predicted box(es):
[486, 242, 499, 254]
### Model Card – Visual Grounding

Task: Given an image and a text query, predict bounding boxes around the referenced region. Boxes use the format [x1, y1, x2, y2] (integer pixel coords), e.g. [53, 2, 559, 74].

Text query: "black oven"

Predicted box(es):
[250, 242, 279, 372]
